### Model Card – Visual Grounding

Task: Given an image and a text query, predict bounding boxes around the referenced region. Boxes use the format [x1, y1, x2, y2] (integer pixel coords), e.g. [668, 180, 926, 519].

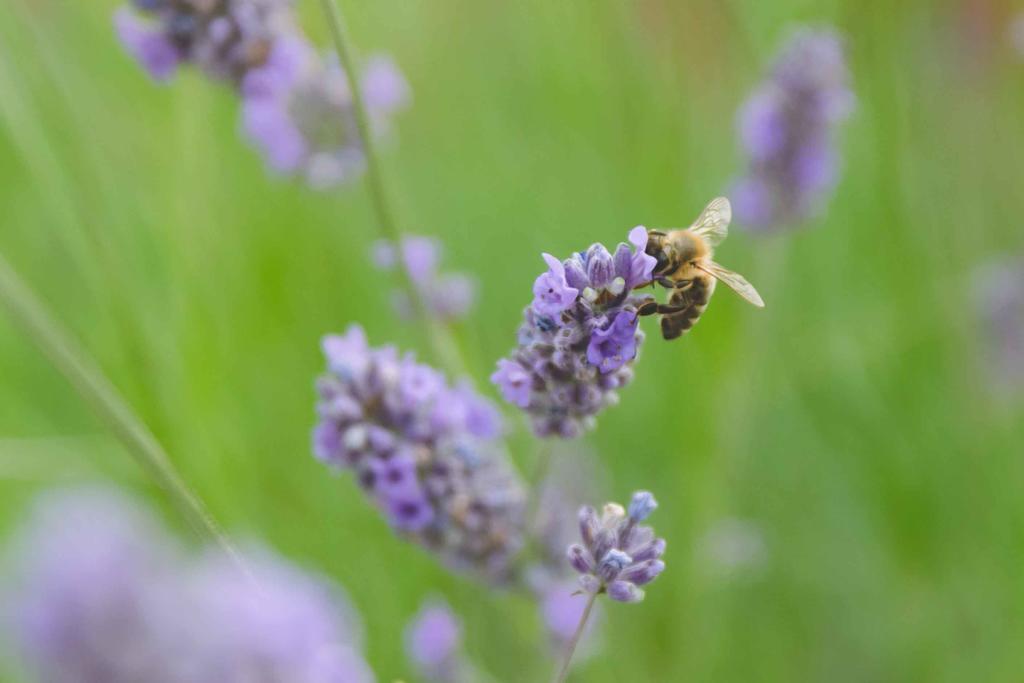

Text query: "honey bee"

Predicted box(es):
[637, 197, 764, 339]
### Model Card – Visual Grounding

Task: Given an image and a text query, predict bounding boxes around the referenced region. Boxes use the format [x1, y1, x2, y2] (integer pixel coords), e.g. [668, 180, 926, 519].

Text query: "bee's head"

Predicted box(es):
[645, 231, 672, 273]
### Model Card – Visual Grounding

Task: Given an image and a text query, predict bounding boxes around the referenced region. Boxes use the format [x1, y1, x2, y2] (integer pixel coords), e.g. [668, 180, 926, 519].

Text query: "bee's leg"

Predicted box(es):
[654, 276, 677, 288]
[656, 302, 687, 315]
[636, 299, 659, 317]
[672, 279, 694, 291]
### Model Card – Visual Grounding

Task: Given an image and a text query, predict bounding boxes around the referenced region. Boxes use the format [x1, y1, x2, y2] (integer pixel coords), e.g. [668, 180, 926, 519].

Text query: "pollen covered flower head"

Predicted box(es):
[313, 324, 525, 581]
[731, 28, 854, 232]
[491, 227, 656, 438]
[371, 235, 477, 321]
[567, 491, 666, 603]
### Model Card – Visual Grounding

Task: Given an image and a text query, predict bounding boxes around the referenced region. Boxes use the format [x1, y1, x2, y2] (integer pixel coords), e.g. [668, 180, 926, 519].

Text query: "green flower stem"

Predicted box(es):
[552, 590, 598, 683]
[317, 0, 468, 380]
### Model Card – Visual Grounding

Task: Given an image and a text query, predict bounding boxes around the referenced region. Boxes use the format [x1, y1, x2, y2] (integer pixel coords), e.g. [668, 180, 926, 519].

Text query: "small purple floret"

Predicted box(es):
[567, 494, 667, 603]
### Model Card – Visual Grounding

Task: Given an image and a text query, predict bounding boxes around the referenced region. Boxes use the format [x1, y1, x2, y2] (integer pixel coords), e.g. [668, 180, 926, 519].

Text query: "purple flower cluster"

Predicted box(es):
[7, 487, 374, 683]
[114, 0, 295, 85]
[371, 235, 477, 321]
[114, 0, 409, 188]
[313, 324, 526, 581]
[404, 598, 464, 682]
[491, 227, 656, 438]
[974, 259, 1024, 394]
[731, 28, 854, 232]
[241, 45, 409, 188]
[567, 491, 666, 603]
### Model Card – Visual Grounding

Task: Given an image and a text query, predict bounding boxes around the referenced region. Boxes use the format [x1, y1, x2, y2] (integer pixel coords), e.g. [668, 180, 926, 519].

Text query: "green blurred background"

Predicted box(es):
[2, 0, 1024, 681]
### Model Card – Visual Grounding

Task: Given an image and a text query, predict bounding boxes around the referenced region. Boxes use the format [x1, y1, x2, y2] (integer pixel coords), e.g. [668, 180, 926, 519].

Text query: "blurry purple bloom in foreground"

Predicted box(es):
[491, 227, 656, 438]
[241, 43, 409, 188]
[371, 235, 477, 322]
[974, 259, 1024, 395]
[731, 28, 854, 232]
[183, 549, 375, 683]
[313, 324, 525, 581]
[8, 488, 179, 683]
[567, 491, 666, 603]
[114, 0, 295, 86]
[7, 487, 375, 683]
[404, 599, 463, 682]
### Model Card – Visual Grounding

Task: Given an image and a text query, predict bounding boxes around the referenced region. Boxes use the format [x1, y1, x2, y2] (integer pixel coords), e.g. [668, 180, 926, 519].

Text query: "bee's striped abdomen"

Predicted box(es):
[660, 276, 715, 340]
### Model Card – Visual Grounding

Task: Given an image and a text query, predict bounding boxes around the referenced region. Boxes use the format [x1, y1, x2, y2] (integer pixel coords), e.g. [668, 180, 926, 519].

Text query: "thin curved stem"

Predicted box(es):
[316, 0, 468, 379]
[551, 591, 598, 683]
[0, 253, 244, 570]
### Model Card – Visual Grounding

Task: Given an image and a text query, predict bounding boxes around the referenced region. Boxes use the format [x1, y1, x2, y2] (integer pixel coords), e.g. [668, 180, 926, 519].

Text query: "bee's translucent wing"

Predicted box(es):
[689, 197, 731, 248]
[698, 261, 765, 308]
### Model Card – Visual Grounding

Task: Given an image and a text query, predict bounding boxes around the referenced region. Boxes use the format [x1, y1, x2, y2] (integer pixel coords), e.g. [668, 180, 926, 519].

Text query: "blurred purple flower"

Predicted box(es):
[114, 8, 181, 82]
[313, 324, 525, 581]
[241, 48, 409, 188]
[491, 228, 655, 438]
[183, 549, 375, 683]
[731, 28, 854, 232]
[114, 0, 294, 86]
[114, 1, 409, 189]
[7, 488, 180, 683]
[974, 259, 1024, 395]
[7, 487, 376, 683]
[371, 235, 478, 322]
[404, 599, 462, 681]
[567, 491, 666, 603]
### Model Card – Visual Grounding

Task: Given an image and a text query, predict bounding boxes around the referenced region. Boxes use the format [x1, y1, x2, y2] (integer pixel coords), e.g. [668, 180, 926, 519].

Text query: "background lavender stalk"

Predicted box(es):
[371, 236, 477, 322]
[731, 28, 854, 232]
[0, 254, 242, 570]
[404, 598, 498, 683]
[316, 0, 468, 380]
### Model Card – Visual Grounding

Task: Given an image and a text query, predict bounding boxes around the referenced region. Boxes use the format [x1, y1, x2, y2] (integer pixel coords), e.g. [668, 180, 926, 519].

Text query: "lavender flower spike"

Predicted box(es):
[114, 0, 296, 87]
[313, 324, 526, 581]
[241, 45, 410, 188]
[567, 491, 666, 603]
[492, 227, 657, 438]
[731, 28, 854, 232]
